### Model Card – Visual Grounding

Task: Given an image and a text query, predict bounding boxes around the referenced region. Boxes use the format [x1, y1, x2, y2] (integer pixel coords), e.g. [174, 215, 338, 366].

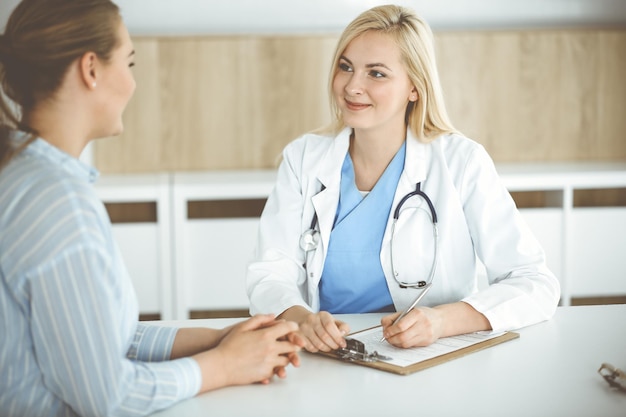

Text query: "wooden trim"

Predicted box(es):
[187, 199, 267, 219]
[139, 313, 161, 321]
[571, 296, 626, 305]
[105, 202, 158, 223]
[189, 309, 250, 319]
[573, 188, 626, 207]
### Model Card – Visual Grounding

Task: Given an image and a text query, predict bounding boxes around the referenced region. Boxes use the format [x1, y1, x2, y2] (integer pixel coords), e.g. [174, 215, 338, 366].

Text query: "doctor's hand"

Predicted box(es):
[193, 314, 303, 393]
[279, 306, 350, 353]
[380, 306, 445, 348]
[381, 301, 493, 348]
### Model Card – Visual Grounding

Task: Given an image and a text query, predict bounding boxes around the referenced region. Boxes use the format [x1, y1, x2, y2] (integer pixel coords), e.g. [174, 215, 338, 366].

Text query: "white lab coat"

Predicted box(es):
[246, 127, 560, 333]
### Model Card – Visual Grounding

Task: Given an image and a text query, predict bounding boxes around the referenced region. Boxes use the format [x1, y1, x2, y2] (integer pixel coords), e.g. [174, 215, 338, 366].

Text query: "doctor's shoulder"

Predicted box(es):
[280, 131, 335, 165]
[432, 132, 495, 170]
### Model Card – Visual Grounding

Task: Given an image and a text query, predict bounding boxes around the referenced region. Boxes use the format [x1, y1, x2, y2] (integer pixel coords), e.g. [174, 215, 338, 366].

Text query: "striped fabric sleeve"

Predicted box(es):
[28, 243, 201, 417]
[128, 323, 178, 363]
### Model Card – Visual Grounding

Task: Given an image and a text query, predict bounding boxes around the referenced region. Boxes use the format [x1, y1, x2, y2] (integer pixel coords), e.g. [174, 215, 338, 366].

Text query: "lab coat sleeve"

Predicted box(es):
[459, 146, 561, 333]
[246, 139, 313, 316]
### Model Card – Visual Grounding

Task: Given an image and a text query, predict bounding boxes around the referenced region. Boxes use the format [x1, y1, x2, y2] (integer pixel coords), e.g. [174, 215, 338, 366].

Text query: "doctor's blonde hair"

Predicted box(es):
[321, 4, 456, 142]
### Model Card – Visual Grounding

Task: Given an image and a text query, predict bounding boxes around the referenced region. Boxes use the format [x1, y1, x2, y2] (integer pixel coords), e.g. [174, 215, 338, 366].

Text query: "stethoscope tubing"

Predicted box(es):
[300, 182, 438, 289]
[393, 188, 438, 223]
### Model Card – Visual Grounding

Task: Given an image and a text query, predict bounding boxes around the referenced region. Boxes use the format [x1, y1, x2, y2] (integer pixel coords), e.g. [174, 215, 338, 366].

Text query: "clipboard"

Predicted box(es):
[319, 326, 519, 375]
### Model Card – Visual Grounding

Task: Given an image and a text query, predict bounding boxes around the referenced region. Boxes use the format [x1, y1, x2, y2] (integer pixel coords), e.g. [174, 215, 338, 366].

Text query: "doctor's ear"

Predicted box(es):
[79, 52, 99, 89]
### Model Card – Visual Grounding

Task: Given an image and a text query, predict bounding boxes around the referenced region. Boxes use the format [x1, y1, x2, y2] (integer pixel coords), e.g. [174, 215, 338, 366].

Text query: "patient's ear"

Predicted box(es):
[79, 52, 99, 90]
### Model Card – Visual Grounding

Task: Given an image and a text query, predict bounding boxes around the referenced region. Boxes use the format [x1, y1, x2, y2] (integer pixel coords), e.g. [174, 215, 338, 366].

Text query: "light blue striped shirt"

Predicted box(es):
[0, 132, 201, 417]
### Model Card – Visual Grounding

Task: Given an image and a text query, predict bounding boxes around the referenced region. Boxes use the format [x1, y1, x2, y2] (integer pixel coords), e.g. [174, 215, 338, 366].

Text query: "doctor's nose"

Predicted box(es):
[345, 76, 364, 96]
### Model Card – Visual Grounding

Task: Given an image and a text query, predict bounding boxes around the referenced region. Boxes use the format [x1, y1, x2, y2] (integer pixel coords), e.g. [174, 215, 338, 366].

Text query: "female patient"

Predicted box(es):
[0, 1, 301, 416]
[246, 5, 560, 352]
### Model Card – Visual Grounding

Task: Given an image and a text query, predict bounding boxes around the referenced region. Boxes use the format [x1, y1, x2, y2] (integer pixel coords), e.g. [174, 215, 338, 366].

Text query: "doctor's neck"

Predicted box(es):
[350, 127, 405, 163]
[349, 128, 406, 191]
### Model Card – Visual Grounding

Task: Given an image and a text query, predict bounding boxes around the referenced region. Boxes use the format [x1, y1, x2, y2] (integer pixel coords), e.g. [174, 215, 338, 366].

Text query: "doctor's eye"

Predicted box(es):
[338, 62, 353, 72]
[369, 70, 386, 79]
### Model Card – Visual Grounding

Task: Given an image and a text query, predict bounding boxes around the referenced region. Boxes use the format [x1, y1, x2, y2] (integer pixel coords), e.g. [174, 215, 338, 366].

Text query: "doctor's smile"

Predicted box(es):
[344, 99, 371, 111]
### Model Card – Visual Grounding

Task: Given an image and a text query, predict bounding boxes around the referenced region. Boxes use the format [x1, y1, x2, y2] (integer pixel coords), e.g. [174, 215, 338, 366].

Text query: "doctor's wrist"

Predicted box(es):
[278, 305, 313, 325]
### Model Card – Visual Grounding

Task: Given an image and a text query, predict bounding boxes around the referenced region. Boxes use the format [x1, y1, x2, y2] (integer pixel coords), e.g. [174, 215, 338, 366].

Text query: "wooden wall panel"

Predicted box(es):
[597, 31, 626, 156]
[94, 29, 626, 173]
[435, 30, 626, 162]
[95, 36, 337, 173]
[157, 36, 336, 170]
[95, 39, 163, 171]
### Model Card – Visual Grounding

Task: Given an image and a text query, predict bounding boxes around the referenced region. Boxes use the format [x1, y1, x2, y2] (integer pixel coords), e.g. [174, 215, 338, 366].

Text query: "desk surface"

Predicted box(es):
[151, 305, 626, 417]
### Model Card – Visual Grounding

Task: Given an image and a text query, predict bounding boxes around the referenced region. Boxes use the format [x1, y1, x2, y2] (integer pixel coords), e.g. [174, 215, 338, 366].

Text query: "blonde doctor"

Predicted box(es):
[246, 5, 560, 352]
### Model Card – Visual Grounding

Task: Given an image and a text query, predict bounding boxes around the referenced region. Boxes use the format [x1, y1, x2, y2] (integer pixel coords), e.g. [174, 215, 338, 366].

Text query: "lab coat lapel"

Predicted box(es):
[312, 127, 351, 254]
[389, 129, 430, 225]
[306, 128, 351, 308]
[401, 129, 429, 188]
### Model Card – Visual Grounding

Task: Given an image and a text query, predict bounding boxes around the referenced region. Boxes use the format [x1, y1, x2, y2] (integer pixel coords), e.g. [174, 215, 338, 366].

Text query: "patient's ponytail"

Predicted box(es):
[0, 0, 121, 170]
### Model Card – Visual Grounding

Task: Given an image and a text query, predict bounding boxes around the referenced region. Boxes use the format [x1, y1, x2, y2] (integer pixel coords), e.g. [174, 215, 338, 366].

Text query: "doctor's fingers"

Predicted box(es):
[385, 310, 436, 348]
[387, 327, 436, 348]
[294, 328, 325, 352]
[334, 319, 351, 340]
[311, 312, 348, 351]
[297, 318, 339, 352]
[380, 310, 414, 340]
[381, 311, 402, 330]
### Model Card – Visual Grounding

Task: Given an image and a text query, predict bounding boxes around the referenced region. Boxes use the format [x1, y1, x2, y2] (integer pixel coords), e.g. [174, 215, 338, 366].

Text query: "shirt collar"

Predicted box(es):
[317, 126, 430, 188]
[10, 130, 100, 184]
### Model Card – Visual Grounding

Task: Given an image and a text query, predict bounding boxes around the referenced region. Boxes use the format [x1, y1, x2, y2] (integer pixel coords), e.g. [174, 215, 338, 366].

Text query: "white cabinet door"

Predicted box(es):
[570, 208, 626, 296]
[185, 218, 259, 311]
[518, 208, 563, 280]
[112, 224, 161, 313]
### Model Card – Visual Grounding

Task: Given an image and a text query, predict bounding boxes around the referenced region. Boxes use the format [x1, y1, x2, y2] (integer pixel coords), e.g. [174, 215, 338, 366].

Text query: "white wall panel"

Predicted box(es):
[185, 219, 259, 310]
[569, 208, 626, 296]
[112, 224, 161, 313]
[2, 0, 625, 34]
[519, 208, 563, 280]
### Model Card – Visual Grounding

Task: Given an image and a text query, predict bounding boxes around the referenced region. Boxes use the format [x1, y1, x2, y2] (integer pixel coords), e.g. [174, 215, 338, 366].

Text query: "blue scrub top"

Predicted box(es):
[319, 142, 406, 313]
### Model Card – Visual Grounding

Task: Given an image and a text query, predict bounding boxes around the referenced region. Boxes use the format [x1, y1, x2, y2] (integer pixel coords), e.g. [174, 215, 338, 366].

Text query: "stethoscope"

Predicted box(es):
[299, 212, 322, 252]
[299, 182, 439, 289]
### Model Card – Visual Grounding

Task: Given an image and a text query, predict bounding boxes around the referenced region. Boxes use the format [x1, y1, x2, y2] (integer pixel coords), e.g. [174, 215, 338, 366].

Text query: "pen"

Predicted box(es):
[380, 283, 432, 342]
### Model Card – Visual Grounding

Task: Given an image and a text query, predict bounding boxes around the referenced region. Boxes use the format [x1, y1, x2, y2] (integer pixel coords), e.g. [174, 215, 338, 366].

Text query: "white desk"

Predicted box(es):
[150, 305, 626, 417]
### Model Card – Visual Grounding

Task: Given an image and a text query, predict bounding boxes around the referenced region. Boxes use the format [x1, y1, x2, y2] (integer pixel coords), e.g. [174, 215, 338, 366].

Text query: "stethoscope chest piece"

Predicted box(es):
[299, 228, 320, 252]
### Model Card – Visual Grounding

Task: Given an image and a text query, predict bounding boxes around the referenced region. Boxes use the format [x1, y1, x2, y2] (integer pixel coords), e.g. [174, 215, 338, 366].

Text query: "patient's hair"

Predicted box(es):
[0, 0, 121, 169]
